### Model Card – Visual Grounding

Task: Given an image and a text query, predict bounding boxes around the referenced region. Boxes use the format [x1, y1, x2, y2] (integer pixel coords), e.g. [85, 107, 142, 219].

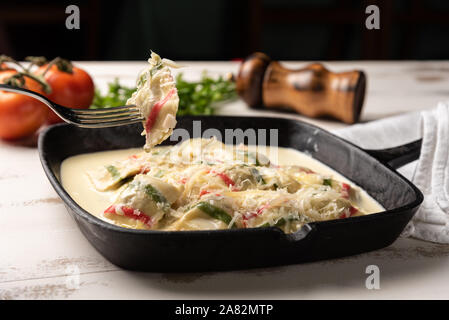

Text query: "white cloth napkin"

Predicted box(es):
[333, 103, 449, 244]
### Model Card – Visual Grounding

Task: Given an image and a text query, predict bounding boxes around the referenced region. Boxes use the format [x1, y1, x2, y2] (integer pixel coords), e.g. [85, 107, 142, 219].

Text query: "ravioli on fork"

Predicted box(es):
[127, 52, 180, 151]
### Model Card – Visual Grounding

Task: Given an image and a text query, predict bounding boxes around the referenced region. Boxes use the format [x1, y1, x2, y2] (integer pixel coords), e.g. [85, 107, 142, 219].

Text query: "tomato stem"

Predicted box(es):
[0, 55, 28, 73]
[4, 73, 25, 87]
[4, 72, 52, 94]
[0, 55, 52, 94]
[23, 73, 52, 94]
[25, 56, 48, 71]
[42, 57, 73, 75]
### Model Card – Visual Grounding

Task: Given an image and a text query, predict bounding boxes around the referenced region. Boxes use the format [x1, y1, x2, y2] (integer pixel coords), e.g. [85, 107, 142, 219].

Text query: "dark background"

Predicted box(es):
[1, 0, 449, 61]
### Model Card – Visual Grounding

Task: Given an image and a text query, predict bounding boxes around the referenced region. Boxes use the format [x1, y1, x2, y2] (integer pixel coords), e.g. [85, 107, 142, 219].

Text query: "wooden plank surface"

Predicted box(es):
[1, 61, 449, 299]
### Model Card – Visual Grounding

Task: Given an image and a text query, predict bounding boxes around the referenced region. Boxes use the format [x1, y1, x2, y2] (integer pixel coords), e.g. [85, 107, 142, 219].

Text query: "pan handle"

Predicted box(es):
[364, 139, 422, 169]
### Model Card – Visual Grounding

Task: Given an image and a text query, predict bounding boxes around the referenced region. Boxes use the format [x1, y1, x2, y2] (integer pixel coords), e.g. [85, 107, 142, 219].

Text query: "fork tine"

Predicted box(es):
[75, 110, 142, 120]
[72, 105, 139, 114]
[76, 118, 144, 128]
[77, 115, 144, 124]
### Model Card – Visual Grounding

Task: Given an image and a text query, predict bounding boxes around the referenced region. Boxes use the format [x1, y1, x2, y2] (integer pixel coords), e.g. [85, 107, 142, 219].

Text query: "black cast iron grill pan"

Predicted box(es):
[38, 116, 424, 272]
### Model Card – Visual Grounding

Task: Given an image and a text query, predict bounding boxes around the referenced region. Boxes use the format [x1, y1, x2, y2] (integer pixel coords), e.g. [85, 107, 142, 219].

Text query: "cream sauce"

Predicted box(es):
[61, 146, 384, 225]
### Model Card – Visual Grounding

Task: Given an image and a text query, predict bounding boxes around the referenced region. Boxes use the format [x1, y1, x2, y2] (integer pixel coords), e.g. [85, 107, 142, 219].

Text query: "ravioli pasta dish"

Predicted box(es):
[89, 138, 373, 232]
[61, 52, 382, 233]
[63, 138, 382, 233]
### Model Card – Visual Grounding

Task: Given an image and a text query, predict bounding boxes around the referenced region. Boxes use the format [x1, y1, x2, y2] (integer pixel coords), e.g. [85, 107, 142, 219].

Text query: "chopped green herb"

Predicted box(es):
[260, 218, 286, 228]
[137, 73, 148, 87]
[106, 165, 120, 180]
[154, 170, 165, 178]
[176, 72, 236, 116]
[196, 201, 232, 225]
[149, 63, 163, 78]
[274, 218, 286, 227]
[259, 217, 297, 228]
[323, 178, 332, 187]
[144, 184, 167, 204]
[91, 79, 135, 109]
[251, 168, 266, 184]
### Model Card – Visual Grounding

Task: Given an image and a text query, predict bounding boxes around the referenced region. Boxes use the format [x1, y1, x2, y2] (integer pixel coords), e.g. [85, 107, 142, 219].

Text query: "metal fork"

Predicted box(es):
[0, 84, 143, 128]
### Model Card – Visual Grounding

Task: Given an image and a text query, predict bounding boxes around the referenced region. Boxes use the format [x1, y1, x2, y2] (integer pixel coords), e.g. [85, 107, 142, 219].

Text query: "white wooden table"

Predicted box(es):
[1, 61, 449, 300]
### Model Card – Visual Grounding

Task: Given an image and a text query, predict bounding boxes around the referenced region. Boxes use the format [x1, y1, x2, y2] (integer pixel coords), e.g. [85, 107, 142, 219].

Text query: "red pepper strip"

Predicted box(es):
[243, 212, 258, 220]
[199, 190, 210, 197]
[104, 205, 153, 226]
[257, 203, 270, 215]
[216, 172, 235, 187]
[299, 167, 314, 174]
[209, 169, 239, 191]
[339, 206, 358, 219]
[145, 88, 176, 133]
[140, 165, 151, 174]
[243, 203, 270, 221]
[199, 190, 222, 198]
[179, 177, 187, 184]
[349, 206, 358, 216]
[341, 183, 351, 199]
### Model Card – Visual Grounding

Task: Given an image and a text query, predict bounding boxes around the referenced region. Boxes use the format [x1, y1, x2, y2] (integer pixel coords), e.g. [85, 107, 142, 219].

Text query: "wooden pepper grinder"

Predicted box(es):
[236, 52, 366, 124]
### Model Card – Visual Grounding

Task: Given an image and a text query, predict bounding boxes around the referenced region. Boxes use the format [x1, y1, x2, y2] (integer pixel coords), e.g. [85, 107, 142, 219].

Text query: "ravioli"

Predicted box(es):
[86, 156, 144, 191]
[127, 52, 180, 151]
[104, 174, 182, 229]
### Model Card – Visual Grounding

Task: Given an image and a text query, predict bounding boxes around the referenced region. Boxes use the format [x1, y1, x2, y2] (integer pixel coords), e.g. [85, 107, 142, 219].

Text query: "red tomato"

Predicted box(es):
[37, 64, 94, 124]
[0, 70, 48, 140]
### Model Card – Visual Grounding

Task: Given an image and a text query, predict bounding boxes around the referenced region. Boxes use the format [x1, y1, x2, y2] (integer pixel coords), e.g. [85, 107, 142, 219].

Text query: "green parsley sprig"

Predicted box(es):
[91, 79, 135, 109]
[90, 73, 236, 115]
